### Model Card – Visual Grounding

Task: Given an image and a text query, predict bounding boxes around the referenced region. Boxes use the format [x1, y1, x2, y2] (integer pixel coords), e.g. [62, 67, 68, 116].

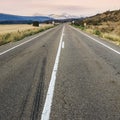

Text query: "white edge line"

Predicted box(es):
[41, 26, 65, 120]
[0, 27, 55, 56]
[70, 26, 120, 55]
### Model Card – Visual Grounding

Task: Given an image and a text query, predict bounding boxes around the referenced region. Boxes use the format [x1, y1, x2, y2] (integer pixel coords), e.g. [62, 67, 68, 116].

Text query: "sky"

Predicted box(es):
[0, 0, 120, 17]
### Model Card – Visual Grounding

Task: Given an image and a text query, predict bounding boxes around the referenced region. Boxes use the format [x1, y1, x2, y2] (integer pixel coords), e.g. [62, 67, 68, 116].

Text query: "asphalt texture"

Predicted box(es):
[0, 24, 120, 120]
[0, 25, 62, 120]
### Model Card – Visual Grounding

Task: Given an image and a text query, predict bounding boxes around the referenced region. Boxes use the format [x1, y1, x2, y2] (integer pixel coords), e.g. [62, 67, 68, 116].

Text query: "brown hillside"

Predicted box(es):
[84, 9, 120, 25]
[84, 10, 120, 36]
[74, 10, 120, 45]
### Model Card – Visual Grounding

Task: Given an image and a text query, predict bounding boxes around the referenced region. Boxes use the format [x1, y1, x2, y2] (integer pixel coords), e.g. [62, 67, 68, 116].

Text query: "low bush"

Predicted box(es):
[94, 30, 101, 35]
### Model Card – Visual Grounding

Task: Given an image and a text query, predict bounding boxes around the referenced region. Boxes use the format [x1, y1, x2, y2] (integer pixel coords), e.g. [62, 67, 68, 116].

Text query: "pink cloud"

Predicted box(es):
[0, 0, 120, 16]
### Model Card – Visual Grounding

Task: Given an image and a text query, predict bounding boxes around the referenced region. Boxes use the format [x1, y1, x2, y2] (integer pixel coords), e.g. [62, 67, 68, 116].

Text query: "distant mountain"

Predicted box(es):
[49, 13, 79, 20]
[0, 13, 53, 24]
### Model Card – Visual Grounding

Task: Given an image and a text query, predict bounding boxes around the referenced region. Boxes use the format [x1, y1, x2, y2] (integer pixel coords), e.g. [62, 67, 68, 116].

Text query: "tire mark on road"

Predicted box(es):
[19, 57, 47, 120]
[31, 57, 46, 120]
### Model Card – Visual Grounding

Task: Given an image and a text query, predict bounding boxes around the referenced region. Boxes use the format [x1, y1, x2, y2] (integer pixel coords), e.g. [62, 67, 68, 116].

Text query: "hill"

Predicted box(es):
[75, 9, 120, 25]
[84, 10, 120, 25]
[0, 13, 53, 24]
[74, 10, 120, 45]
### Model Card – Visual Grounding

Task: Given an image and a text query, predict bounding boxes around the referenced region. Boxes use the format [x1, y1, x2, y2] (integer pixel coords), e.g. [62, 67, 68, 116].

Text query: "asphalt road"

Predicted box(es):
[0, 24, 120, 120]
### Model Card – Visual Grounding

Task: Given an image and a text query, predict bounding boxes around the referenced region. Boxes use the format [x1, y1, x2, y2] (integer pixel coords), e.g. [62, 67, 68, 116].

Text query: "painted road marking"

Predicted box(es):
[0, 28, 55, 56]
[62, 41, 65, 48]
[71, 26, 120, 55]
[41, 26, 65, 120]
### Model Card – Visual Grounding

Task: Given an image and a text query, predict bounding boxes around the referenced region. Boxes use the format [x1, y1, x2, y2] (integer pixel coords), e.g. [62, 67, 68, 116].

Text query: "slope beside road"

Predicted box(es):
[0, 24, 120, 120]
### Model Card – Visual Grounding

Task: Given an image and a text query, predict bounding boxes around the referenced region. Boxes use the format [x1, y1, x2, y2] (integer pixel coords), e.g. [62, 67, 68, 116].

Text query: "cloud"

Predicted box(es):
[53, 5, 93, 11]
[28, 3, 94, 15]
[0, 0, 120, 16]
[38, 5, 94, 15]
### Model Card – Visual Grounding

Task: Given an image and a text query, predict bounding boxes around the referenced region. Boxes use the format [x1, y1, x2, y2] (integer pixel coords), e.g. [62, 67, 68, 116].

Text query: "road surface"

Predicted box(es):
[0, 24, 120, 120]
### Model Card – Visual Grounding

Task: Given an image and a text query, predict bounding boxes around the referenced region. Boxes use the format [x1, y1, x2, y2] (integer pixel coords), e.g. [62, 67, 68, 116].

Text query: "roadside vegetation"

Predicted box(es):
[0, 24, 54, 46]
[72, 10, 120, 46]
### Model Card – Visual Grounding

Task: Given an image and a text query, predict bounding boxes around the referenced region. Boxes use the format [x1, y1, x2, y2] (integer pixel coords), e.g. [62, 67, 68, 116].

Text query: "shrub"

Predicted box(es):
[94, 30, 101, 35]
[33, 21, 39, 27]
[79, 26, 85, 30]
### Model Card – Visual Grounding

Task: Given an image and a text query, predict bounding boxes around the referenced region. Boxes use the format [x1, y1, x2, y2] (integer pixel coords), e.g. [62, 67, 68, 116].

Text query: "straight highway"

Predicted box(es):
[0, 24, 120, 120]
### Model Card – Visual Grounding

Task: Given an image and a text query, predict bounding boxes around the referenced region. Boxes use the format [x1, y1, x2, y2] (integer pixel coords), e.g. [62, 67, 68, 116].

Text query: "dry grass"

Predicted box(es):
[85, 29, 94, 34]
[73, 10, 120, 46]
[0, 24, 54, 46]
[84, 27, 120, 45]
[102, 33, 120, 45]
[0, 24, 53, 34]
[85, 22, 120, 45]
